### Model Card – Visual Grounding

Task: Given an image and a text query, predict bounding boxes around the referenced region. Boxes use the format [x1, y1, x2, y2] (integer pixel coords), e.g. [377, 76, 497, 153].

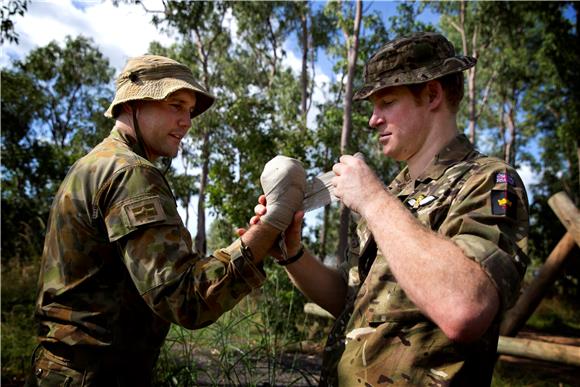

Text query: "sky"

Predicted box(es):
[1, 0, 539, 232]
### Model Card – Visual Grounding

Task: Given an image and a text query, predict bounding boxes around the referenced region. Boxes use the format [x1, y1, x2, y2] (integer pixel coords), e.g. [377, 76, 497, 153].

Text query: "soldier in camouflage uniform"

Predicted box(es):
[28, 55, 294, 386]
[254, 32, 529, 386]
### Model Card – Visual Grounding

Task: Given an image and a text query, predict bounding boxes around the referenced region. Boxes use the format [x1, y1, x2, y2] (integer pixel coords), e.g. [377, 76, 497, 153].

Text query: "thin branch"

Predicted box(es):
[475, 69, 496, 120]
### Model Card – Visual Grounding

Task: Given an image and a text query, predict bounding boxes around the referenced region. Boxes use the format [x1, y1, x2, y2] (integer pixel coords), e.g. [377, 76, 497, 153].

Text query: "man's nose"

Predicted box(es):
[178, 113, 192, 129]
[368, 108, 384, 129]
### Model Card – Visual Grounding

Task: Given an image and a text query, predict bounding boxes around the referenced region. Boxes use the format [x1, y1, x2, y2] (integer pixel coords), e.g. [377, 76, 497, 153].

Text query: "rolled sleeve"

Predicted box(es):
[441, 162, 529, 311]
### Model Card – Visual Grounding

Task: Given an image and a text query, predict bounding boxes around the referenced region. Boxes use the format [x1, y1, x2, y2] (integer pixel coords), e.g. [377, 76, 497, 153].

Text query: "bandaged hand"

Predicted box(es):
[260, 156, 306, 231]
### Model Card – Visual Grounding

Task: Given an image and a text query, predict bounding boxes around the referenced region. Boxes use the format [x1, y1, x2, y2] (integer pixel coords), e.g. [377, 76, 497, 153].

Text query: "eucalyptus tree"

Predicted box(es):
[435, 2, 579, 297]
[312, 1, 394, 262]
[144, 1, 237, 254]
[520, 2, 580, 299]
[427, 0, 500, 147]
[145, 1, 316, 251]
[1, 35, 114, 262]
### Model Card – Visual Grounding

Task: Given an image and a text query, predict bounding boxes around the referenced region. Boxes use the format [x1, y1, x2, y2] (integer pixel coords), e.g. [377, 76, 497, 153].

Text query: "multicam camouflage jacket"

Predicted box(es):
[35, 127, 265, 365]
[320, 134, 529, 386]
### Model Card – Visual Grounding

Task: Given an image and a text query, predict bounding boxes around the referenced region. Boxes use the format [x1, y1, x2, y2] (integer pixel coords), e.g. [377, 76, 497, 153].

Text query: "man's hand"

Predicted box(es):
[237, 195, 304, 260]
[259, 156, 306, 231]
[332, 155, 385, 216]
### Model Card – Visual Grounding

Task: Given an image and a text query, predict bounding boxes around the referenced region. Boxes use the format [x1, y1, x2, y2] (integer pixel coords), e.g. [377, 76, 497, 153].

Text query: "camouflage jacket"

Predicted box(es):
[320, 134, 529, 386]
[35, 128, 265, 366]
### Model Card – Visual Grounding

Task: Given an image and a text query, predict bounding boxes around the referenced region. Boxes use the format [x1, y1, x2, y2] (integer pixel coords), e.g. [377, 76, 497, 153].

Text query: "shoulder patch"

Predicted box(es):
[495, 172, 515, 185]
[124, 196, 166, 227]
[491, 190, 517, 217]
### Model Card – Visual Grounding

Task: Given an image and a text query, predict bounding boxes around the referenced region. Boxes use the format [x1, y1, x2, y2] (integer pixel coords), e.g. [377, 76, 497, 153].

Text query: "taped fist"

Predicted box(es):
[260, 156, 306, 231]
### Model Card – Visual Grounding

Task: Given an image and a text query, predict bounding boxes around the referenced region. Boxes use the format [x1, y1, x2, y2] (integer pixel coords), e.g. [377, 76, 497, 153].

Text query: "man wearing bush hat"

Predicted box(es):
[254, 32, 529, 385]
[29, 55, 297, 386]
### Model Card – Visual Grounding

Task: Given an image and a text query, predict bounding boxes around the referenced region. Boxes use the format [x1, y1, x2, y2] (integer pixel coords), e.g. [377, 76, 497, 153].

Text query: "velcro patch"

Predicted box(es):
[124, 196, 166, 227]
[495, 172, 515, 185]
[491, 190, 517, 217]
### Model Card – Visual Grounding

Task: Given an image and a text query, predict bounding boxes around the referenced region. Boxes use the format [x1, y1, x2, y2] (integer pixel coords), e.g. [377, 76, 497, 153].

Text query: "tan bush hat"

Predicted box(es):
[105, 54, 215, 119]
[354, 32, 476, 101]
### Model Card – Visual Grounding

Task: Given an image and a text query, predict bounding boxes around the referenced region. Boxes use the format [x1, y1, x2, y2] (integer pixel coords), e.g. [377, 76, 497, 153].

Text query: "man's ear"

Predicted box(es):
[426, 80, 444, 110]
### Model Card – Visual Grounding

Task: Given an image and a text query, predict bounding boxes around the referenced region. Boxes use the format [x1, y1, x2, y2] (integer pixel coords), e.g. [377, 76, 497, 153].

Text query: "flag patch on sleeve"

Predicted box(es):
[495, 172, 515, 185]
[124, 196, 166, 227]
[491, 190, 517, 217]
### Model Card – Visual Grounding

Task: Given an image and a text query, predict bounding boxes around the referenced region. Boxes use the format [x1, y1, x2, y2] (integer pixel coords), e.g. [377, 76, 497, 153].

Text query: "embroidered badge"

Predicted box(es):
[412, 195, 425, 209]
[495, 172, 515, 185]
[419, 195, 436, 206]
[124, 197, 166, 227]
[406, 195, 437, 209]
[491, 190, 517, 217]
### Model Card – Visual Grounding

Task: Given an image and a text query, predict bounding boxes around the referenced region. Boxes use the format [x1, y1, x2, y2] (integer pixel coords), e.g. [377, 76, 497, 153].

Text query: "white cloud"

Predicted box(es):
[517, 163, 541, 200]
[280, 41, 333, 130]
[1, 1, 337, 235]
[1, 0, 173, 72]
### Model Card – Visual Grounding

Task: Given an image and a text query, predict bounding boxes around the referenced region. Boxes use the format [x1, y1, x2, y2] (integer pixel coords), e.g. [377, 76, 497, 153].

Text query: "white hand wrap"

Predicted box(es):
[260, 156, 306, 231]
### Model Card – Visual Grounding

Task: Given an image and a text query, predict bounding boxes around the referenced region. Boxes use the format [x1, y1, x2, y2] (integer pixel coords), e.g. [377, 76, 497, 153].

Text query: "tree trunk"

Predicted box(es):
[300, 2, 309, 121]
[337, 0, 362, 263]
[195, 130, 210, 255]
[497, 336, 580, 366]
[318, 203, 331, 262]
[505, 100, 516, 165]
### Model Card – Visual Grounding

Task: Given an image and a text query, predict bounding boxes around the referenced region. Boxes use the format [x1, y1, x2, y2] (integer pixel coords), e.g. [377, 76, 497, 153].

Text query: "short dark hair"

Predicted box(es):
[407, 72, 465, 113]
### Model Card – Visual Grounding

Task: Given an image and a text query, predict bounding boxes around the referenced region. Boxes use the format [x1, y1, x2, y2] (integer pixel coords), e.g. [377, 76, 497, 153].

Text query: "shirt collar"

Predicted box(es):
[109, 126, 147, 159]
[417, 134, 475, 182]
[389, 134, 476, 194]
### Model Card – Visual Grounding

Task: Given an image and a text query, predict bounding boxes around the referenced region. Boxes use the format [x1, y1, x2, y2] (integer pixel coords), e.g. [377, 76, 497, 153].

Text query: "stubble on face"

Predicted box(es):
[369, 86, 429, 162]
[136, 90, 196, 161]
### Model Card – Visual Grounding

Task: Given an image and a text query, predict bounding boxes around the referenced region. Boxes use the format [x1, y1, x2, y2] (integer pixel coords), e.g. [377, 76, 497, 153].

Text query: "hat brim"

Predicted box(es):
[353, 55, 476, 101]
[104, 78, 216, 119]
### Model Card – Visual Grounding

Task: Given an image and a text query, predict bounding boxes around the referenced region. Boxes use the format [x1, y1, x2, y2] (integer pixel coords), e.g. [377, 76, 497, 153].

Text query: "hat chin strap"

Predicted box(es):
[131, 103, 172, 175]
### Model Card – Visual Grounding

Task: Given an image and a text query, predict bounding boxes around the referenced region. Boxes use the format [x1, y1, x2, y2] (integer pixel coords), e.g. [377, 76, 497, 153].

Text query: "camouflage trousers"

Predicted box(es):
[26, 343, 158, 387]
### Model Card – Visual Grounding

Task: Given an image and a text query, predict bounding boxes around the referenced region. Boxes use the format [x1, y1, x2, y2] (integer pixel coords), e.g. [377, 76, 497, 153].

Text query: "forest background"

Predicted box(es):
[1, 1, 579, 386]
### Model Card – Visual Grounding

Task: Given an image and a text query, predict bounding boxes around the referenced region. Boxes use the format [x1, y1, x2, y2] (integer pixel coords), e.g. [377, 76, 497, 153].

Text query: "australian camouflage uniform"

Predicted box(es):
[30, 127, 265, 386]
[320, 134, 529, 386]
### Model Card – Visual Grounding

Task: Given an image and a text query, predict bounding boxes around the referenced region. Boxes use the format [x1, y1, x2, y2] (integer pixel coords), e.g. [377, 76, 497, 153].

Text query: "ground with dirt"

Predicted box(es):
[170, 329, 579, 386]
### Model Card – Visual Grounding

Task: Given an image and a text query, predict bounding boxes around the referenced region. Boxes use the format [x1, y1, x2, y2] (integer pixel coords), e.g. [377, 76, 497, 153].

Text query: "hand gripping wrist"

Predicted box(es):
[260, 155, 306, 231]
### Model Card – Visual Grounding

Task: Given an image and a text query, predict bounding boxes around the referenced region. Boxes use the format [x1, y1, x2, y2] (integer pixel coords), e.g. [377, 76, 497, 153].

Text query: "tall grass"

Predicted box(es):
[153, 263, 328, 386]
[1, 258, 39, 386]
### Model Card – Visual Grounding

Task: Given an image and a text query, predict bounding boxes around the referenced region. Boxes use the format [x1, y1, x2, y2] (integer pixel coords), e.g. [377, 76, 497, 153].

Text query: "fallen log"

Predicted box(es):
[498, 336, 580, 367]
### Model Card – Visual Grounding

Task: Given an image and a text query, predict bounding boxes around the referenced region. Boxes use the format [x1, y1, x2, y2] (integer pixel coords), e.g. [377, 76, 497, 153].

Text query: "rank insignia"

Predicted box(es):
[124, 196, 166, 227]
[491, 190, 517, 216]
[406, 194, 436, 209]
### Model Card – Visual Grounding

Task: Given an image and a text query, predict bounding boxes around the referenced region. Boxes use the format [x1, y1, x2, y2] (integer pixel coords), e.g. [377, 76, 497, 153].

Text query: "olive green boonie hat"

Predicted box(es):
[353, 32, 476, 101]
[105, 54, 215, 118]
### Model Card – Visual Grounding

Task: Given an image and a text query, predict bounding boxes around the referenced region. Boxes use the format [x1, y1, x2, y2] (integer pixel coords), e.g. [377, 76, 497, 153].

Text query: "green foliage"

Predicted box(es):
[0, 0, 28, 44]
[389, 1, 435, 36]
[1, 257, 39, 383]
[526, 296, 580, 334]
[2, 2, 580, 384]
[1, 36, 114, 264]
[433, 0, 580, 300]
